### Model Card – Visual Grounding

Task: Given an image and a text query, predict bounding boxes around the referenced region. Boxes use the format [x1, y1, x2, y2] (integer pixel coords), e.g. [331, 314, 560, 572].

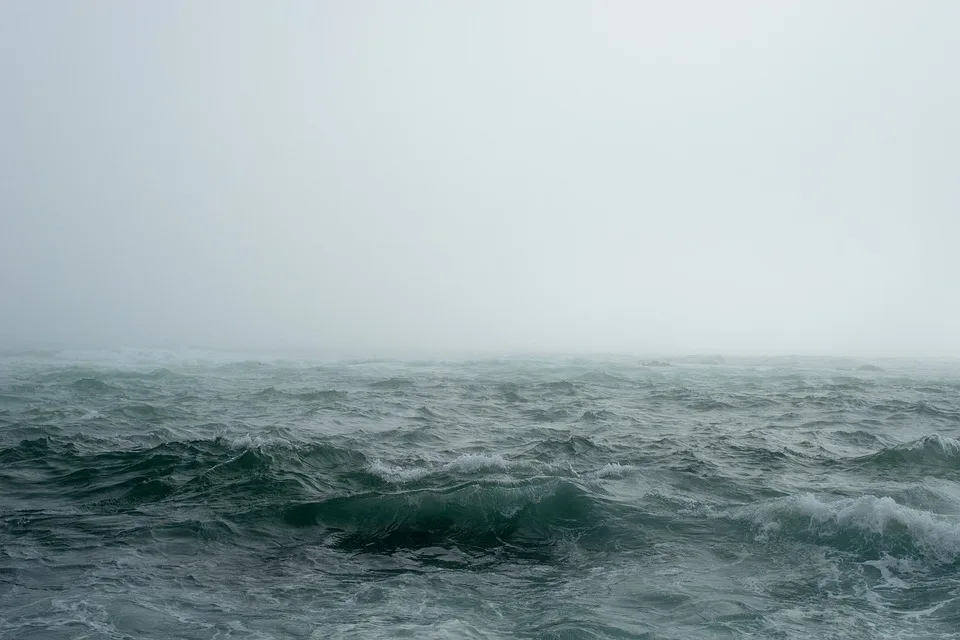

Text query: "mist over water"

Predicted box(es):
[2, 349, 960, 638]
[1, 1, 959, 357]
[2, 2, 960, 639]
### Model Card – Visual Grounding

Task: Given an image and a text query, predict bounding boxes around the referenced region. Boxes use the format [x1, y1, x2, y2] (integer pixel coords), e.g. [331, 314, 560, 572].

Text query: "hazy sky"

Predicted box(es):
[2, 1, 958, 357]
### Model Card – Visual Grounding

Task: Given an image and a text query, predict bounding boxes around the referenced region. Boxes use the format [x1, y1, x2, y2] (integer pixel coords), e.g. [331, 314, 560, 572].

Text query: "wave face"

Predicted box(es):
[2, 352, 960, 639]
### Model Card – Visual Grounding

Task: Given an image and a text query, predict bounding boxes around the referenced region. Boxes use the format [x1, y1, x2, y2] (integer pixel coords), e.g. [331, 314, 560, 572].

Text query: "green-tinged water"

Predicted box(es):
[1, 350, 959, 639]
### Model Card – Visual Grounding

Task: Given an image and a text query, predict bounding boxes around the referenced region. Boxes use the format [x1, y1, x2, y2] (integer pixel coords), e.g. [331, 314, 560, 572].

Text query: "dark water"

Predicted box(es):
[2, 350, 959, 639]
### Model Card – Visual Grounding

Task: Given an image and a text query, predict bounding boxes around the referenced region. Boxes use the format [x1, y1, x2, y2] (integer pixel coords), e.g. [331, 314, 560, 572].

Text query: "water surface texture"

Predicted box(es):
[2, 350, 959, 639]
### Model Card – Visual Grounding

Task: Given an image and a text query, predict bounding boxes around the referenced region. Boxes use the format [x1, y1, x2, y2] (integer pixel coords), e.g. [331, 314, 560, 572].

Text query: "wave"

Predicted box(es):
[537, 381, 578, 396]
[645, 387, 743, 411]
[0, 435, 370, 508]
[855, 434, 960, 471]
[688, 399, 735, 411]
[727, 493, 960, 563]
[69, 377, 118, 393]
[370, 378, 414, 390]
[523, 407, 570, 423]
[870, 400, 960, 421]
[106, 367, 187, 383]
[0, 430, 642, 560]
[578, 409, 618, 422]
[824, 429, 884, 446]
[298, 389, 348, 402]
[214, 360, 272, 372]
[252, 387, 347, 403]
[279, 478, 609, 554]
[252, 386, 283, 399]
[0, 435, 59, 464]
[411, 406, 444, 422]
[574, 370, 633, 387]
[497, 383, 529, 403]
[104, 402, 193, 425]
[522, 435, 611, 461]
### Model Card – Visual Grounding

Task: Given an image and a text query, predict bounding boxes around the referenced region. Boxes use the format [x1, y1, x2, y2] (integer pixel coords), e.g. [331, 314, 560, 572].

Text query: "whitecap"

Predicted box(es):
[728, 493, 960, 563]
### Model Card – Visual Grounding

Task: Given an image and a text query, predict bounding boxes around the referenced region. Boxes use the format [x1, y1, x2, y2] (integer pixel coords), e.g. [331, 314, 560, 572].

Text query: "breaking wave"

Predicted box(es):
[728, 492, 960, 563]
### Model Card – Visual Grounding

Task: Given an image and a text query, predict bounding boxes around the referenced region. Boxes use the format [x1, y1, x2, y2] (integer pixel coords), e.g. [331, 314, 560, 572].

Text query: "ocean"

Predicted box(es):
[1, 349, 958, 639]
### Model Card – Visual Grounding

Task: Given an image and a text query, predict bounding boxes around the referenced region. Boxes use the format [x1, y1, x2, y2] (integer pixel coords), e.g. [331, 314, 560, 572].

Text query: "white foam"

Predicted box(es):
[369, 455, 638, 484]
[368, 459, 432, 483]
[862, 555, 916, 589]
[221, 433, 297, 450]
[368, 453, 513, 484]
[730, 493, 960, 563]
[908, 433, 960, 455]
[324, 618, 495, 640]
[589, 462, 635, 478]
[49, 598, 115, 636]
[445, 453, 510, 473]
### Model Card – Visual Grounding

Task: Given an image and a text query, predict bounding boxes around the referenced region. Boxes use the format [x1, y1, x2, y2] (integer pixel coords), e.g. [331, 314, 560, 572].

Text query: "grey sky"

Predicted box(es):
[1, 1, 957, 357]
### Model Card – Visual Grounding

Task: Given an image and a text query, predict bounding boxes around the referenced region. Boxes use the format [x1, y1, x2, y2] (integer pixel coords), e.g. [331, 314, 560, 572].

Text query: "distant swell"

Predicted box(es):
[370, 378, 414, 390]
[252, 387, 347, 402]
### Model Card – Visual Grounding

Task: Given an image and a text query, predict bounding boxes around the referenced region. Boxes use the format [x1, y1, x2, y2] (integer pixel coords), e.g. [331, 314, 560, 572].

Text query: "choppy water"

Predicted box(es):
[2, 350, 959, 639]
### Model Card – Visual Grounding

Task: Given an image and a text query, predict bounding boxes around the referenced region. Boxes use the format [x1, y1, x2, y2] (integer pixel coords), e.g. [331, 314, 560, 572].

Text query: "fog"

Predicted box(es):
[2, 1, 958, 358]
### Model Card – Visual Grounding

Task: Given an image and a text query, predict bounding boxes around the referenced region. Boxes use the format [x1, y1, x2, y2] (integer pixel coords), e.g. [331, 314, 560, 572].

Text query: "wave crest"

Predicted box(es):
[368, 454, 514, 484]
[856, 433, 960, 471]
[728, 493, 960, 563]
[281, 479, 604, 554]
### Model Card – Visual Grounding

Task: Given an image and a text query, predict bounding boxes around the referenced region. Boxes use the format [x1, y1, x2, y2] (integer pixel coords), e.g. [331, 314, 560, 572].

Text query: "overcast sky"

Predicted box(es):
[1, 1, 957, 357]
